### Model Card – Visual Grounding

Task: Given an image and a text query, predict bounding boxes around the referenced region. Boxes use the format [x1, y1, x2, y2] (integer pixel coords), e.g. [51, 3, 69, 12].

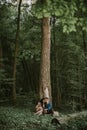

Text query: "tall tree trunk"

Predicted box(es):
[12, 0, 22, 105]
[82, 30, 87, 108]
[52, 16, 61, 108]
[39, 17, 52, 101]
[22, 59, 30, 92]
[0, 42, 2, 69]
[0, 41, 3, 88]
[0, 41, 2, 89]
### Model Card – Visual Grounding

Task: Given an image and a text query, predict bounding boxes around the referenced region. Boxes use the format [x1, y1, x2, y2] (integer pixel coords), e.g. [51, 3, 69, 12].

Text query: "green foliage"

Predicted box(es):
[62, 17, 77, 33]
[0, 4, 17, 38]
[32, 0, 87, 34]
[0, 107, 87, 130]
[19, 12, 41, 61]
[33, 0, 75, 18]
[32, 0, 81, 33]
[0, 107, 53, 130]
[68, 115, 87, 130]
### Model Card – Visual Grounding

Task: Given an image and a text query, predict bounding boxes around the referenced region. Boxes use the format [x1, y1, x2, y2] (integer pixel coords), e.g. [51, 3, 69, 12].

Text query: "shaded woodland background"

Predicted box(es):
[0, 0, 87, 112]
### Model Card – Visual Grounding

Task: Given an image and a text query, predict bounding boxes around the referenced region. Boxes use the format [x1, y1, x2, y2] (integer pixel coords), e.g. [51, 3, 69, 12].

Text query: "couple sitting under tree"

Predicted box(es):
[35, 87, 54, 115]
[35, 97, 54, 115]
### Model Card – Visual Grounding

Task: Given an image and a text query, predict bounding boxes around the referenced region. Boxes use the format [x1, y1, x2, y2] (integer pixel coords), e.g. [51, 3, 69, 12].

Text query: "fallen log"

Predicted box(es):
[51, 111, 87, 125]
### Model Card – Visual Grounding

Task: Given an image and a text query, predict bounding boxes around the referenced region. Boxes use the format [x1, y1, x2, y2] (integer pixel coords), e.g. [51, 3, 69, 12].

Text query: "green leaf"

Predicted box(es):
[44, 12, 50, 17]
[63, 25, 68, 33]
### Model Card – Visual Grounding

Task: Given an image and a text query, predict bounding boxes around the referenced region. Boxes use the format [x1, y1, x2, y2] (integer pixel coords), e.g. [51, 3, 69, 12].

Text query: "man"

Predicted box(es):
[43, 97, 54, 114]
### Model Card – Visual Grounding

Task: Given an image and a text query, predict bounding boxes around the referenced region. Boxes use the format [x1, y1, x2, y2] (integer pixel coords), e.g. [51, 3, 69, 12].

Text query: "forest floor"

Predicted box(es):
[0, 106, 87, 130]
[0, 94, 87, 130]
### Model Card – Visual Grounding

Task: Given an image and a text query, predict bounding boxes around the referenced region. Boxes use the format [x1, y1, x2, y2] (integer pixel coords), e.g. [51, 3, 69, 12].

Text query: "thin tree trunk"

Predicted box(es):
[82, 30, 87, 107]
[52, 16, 61, 107]
[0, 42, 2, 69]
[25, 60, 34, 91]
[22, 59, 30, 91]
[0, 41, 3, 88]
[39, 17, 52, 101]
[12, 0, 22, 105]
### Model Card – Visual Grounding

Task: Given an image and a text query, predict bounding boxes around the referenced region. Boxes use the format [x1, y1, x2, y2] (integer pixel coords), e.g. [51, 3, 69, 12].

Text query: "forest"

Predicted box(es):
[0, 0, 87, 130]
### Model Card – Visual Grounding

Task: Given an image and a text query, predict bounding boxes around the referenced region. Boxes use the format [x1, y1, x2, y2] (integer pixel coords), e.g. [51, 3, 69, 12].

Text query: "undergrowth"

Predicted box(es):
[0, 107, 53, 130]
[0, 93, 87, 130]
[0, 107, 87, 130]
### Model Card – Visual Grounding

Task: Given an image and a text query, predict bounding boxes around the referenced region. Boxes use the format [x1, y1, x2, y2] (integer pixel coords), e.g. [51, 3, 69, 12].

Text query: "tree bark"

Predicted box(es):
[82, 30, 87, 107]
[12, 0, 22, 105]
[52, 16, 61, 107]
[0, 41, 3, 88]
[0, 42, 2, 69]
[39, 17, 52, 101]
